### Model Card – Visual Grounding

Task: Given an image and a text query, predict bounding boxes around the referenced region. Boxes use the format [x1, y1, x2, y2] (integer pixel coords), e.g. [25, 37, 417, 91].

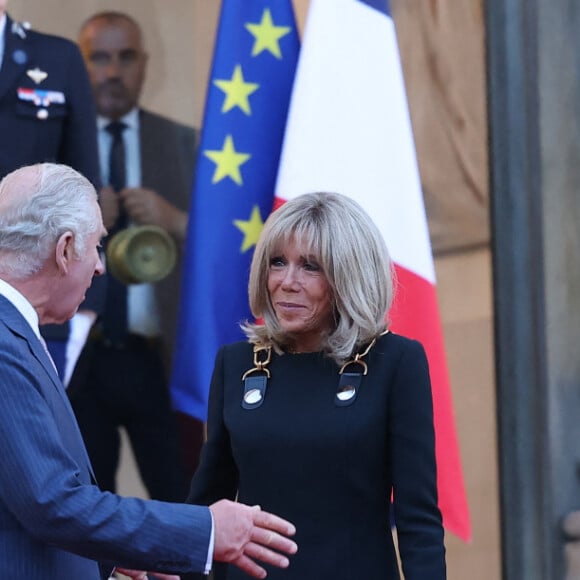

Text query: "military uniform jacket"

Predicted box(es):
[0, 14, 100, 185]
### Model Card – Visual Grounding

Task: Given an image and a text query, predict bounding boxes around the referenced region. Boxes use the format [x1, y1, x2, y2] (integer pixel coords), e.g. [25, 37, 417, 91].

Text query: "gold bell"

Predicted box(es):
[106, 225, 177, 285]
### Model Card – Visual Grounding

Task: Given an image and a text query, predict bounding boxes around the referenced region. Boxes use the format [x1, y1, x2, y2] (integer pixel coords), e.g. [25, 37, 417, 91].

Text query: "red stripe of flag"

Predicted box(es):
[390, 264, 471, 541]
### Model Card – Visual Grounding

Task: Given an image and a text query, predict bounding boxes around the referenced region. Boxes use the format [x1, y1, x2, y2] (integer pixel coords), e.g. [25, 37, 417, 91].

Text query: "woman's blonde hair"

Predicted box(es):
[242, 192, 395, 364]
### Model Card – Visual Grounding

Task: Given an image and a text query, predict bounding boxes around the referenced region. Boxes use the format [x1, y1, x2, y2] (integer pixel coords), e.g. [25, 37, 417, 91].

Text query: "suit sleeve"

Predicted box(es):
[388, 340, 447, 579]
[173, 124, 198, 212]
[0, 331, 211, 575]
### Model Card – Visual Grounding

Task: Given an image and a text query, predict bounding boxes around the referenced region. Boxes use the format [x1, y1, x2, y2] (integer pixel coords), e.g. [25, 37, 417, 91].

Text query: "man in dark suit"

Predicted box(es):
[0, 162, 297, 579]
[68, 11, 203, 502]
[0, 0, 104, 379]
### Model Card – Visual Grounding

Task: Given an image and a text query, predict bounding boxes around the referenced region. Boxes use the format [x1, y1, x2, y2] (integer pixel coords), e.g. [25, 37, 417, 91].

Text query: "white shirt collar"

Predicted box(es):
[0, 13, 7, 69]
[97, 107, 139, 131]
[0, 278, 42, 339]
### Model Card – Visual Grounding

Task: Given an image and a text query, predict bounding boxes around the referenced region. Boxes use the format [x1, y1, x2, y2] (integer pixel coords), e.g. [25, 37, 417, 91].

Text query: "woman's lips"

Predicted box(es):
[276, 301, 304, 310]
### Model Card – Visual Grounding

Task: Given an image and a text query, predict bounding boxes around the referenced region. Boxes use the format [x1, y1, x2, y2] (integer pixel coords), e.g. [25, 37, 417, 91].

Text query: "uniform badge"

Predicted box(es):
[27, 67, 48, 85]
[11, 20, 30, 39]
[12, 49, 28, 65]
[17, 88, 66, 110]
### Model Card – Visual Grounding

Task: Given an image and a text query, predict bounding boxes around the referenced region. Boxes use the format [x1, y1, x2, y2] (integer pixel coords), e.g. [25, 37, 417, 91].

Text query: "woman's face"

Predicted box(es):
[267, 236, 334, 352]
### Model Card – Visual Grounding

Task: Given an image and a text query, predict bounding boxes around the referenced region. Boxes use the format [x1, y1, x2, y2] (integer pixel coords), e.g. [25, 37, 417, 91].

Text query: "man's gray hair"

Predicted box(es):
[0, 163, 100, 279]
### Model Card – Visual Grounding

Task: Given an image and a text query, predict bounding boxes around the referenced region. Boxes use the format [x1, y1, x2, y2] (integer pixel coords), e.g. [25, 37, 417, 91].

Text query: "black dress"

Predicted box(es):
[187, 332, 446, 580]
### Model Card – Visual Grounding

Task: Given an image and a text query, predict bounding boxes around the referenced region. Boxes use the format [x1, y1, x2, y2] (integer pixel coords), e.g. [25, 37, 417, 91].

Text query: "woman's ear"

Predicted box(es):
[54, 231, 74, 274]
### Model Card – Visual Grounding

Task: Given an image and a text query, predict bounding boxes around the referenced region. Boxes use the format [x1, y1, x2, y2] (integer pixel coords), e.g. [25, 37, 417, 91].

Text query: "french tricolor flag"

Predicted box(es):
[274, 0, 471, 541]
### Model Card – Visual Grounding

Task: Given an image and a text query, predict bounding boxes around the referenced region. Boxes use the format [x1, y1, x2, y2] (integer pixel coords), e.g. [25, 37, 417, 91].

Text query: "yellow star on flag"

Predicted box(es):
[245, 8, 291, 59]
[234, 205, 265, 252]
[204, 135, 251, 185]
[214, 65, 259, 115]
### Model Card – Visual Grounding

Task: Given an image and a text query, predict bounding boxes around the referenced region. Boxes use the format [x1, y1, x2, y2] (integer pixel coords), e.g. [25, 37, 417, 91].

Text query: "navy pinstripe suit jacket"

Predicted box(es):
[0, 295, 212, 578]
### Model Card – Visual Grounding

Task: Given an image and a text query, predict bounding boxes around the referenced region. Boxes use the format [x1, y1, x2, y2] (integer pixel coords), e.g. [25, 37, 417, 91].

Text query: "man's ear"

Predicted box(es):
[55, 231, 74, 274]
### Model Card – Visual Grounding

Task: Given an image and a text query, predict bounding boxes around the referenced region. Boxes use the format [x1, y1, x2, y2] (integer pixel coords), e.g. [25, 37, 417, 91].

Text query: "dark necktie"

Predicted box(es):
[106, 121, 128, 229]
[102, 121, 128, 347]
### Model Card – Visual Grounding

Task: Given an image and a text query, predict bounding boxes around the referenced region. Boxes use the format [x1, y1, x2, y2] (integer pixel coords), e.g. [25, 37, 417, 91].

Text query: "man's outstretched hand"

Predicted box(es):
[210, 500, 298, 579]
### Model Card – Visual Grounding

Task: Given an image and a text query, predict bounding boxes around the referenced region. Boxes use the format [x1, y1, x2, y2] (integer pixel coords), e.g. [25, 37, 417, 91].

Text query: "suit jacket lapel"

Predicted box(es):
[139, 108, 175, 203]
[0, 296, 98, 482]
[139, 109, 153, 189]
[0, 15, 29, 102]
[0, 295, 59, 382]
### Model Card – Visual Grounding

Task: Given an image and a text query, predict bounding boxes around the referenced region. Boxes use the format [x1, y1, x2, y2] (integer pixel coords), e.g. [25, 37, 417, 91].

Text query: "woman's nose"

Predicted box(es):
[281, 266, 300, 289]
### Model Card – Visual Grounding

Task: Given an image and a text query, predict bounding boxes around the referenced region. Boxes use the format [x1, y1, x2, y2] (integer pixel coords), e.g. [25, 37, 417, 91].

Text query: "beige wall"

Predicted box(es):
[7, 1, 500, 578]
[436, 249, 500, 580]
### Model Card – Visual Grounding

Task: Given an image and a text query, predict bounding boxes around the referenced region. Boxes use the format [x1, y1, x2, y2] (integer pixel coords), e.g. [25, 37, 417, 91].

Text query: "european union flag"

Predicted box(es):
[170, 1, 300, 421]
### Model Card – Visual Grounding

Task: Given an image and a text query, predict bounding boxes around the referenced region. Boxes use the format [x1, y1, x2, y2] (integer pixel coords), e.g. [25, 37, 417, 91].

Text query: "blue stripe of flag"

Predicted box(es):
[357, 0, 390, 17]
[170, 0, 300, 421]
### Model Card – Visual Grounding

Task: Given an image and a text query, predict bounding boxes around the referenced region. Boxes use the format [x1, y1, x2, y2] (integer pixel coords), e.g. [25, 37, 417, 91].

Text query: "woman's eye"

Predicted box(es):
[303, 261, 321, 272]
[270, 256, 285, 267]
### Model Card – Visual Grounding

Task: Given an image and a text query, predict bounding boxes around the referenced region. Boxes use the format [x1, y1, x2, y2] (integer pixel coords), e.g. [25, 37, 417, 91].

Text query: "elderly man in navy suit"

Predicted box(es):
[0, 0, 104, 381]
[0, 162, 297, 579]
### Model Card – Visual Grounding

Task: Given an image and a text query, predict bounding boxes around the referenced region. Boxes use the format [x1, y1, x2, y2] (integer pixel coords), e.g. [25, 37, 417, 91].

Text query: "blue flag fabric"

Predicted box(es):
[170, 1, 300, 421]
[358, 0, 391, 16]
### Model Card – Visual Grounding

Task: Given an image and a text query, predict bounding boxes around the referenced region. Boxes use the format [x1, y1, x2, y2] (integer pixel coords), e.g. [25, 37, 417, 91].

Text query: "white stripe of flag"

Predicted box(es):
[275, 0, 471, 541]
